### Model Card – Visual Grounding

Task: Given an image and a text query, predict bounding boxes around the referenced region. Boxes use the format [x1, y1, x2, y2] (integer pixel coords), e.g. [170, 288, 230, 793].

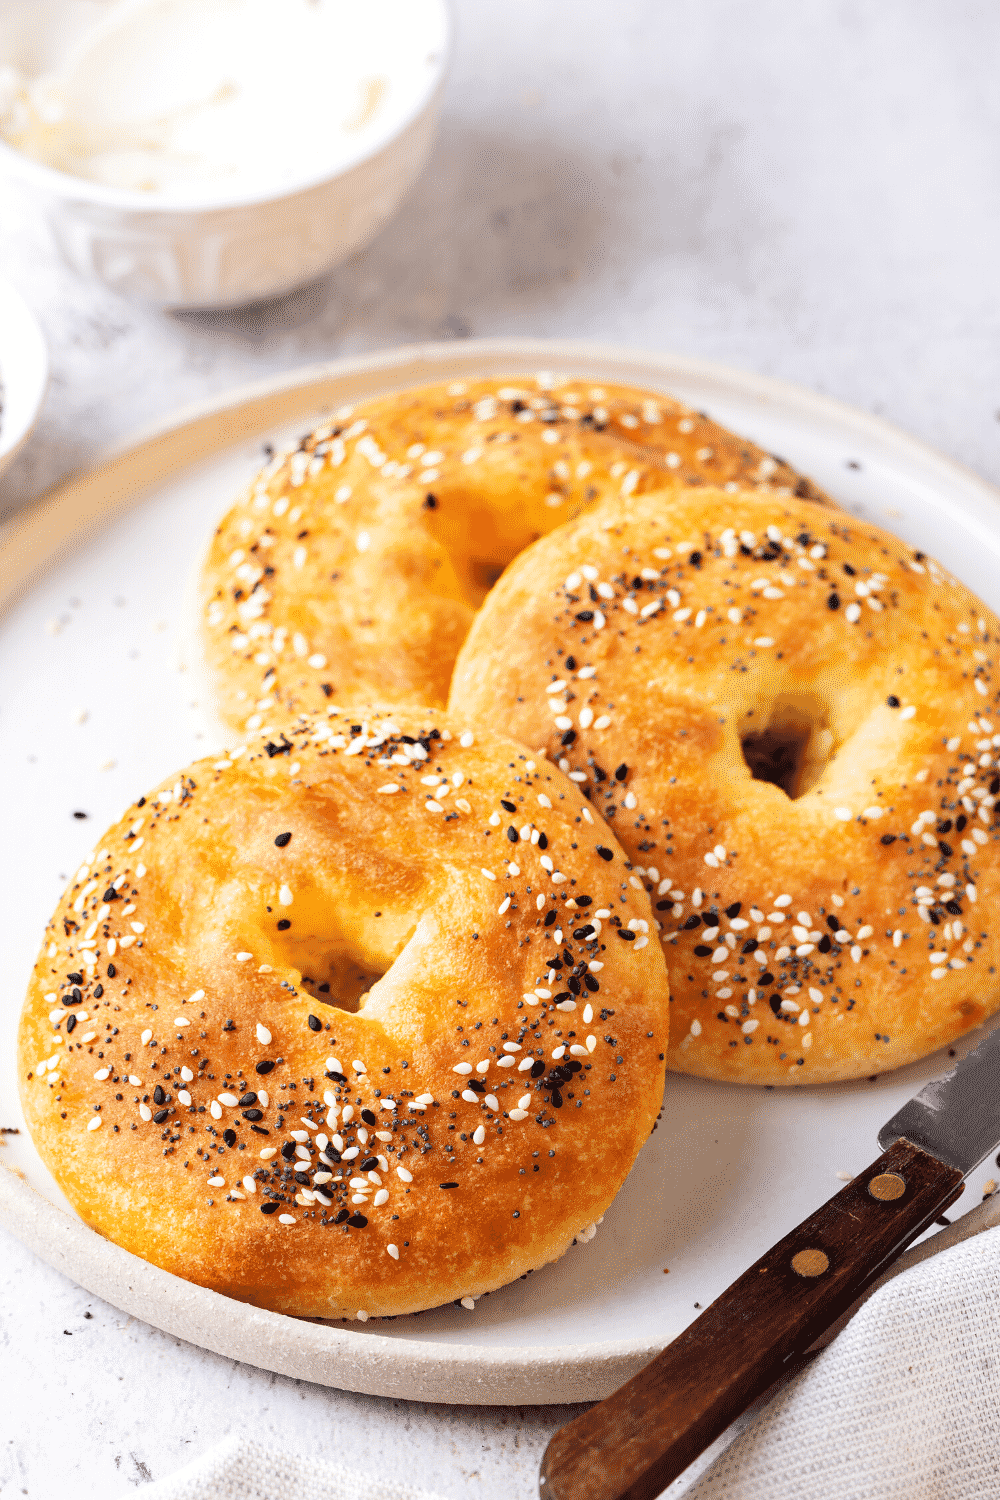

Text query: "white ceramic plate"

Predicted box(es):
[0, 276, 48, 476]
[3, 338, 1000, 1405]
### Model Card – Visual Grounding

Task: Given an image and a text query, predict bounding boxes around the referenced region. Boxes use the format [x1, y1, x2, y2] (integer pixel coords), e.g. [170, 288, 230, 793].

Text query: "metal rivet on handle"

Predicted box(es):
[869, 1173, 906, 1201]
[791, 1248, 829, 1278]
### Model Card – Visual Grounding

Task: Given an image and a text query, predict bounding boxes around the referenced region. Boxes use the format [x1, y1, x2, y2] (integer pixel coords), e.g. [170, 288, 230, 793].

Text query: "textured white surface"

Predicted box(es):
[678, 1226, 1000, 1500]
[2, 2, 1000, 1496]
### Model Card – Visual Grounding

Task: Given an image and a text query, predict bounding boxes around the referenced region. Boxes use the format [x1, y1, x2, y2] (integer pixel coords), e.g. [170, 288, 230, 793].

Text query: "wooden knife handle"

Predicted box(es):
[539, 1138, 964, 1500]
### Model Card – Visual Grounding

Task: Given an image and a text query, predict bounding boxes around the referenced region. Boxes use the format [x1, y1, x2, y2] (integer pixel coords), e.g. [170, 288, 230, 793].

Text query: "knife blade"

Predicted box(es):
[878, 1023, 1000, 1174]
[540, 1025, 1000, 1500]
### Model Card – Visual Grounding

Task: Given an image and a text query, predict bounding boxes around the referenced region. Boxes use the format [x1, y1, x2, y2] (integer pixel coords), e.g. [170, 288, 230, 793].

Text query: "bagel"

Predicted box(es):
[448, 487, 1000, 1085]
[199, 376, 831, 736]
[17, 707, 668, 1318]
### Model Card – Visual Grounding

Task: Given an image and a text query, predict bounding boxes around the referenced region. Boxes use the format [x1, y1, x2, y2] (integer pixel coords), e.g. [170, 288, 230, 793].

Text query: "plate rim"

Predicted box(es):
[4, 334, 1000, 1404]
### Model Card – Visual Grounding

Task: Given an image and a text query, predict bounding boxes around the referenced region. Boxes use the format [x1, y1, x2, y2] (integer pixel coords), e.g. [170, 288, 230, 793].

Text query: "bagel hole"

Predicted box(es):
[740, 694, 832, 799]
[469, 556, 508, 599]
[299, 954, 387, 1014]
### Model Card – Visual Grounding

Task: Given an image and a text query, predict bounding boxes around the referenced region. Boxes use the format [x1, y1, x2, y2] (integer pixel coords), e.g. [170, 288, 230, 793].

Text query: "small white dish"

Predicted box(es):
[0, 276, 48, 479]
[0, 0, 450, 310]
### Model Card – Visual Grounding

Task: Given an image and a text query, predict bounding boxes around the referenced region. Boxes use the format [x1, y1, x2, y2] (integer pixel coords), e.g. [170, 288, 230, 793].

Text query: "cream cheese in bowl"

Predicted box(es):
[0, 0, 448, 306]
[0, 0, 444, 201]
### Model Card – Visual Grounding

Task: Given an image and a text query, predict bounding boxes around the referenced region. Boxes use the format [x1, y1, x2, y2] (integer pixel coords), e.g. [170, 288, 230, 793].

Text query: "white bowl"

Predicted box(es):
[0, 277, 48, 479]
[0, 1, 449, 310]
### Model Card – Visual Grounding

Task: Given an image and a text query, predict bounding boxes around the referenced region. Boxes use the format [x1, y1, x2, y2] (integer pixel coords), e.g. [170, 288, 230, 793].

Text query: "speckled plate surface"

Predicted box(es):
[3, 337, 1000, 1404]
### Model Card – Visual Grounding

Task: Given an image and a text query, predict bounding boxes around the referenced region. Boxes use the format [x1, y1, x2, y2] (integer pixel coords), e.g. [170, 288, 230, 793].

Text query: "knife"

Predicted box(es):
[539, 1025, 1000, 1500]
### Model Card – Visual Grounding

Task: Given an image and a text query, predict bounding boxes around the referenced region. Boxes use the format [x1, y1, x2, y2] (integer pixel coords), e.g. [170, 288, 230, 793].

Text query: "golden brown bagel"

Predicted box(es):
[18, 707, 668, 1318]
[200, 376, 830, 735]
[449, 488, 1000, 1085]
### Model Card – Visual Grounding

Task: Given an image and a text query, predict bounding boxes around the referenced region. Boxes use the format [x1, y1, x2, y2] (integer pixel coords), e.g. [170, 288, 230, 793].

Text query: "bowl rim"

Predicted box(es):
[0, 0, 450, 214]
[0, 276, 48, 474]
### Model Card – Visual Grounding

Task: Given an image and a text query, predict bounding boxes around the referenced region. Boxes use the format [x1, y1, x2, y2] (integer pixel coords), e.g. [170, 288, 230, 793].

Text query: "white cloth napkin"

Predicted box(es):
[672, 1207, 1000, 1499]
[136, 1206, 1000, 1500]
[137, 1432, 451, 1500]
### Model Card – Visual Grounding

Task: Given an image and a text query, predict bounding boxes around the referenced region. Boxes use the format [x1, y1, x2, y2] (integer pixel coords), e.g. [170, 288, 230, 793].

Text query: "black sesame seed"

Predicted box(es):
[256, 1060, 275, 1074]
[153, 1085, 165, 1105]
[538, 832, 548, 849]
[239, 1092, 258, 1107]
[261, 1201, 279, 1214]
[66, 1014, 77, 1034]
[347, 1212, 369, 1227]
[107, 963, 116, 977]
[152, 1108, 169, 1124]
[827, 593, 840, 610]
[335, 1209, 350, 1223]
[618, 929, 637, 942]
[682, 914, 701, 929]
[561, 729, 577, 746]
[223, 1128, 237, 1147]
[439, 1182, 458, 1190]
[726, 902, 742, 919]
[93, 983, 104, 999]
[614, 763, 628, 782]
[67, 972, 83, 985]
[596, 846, 613, 861]
[507, 826, 519, 842]
[880, 834, 896, 845]
[307, 1015, 322, 1032]
[281, 1141, 296, 1160]
[531, 1060, 545, 1078]
[360, 1156, 378, 1171]
[277, 918, 291, 930]
[501, 800, 516, 812]
[274, 832, 292, 847]
[693, 944, 712, 956]
[242, 1109, 263, 1121]
[544, 910, 557, 927]
[575, 610, 594, 622]
[565, 656, 576, 670]
[361, 1108, 377, 1126]
[584, 974, 600, 992]
[886, 695, 900, 708]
